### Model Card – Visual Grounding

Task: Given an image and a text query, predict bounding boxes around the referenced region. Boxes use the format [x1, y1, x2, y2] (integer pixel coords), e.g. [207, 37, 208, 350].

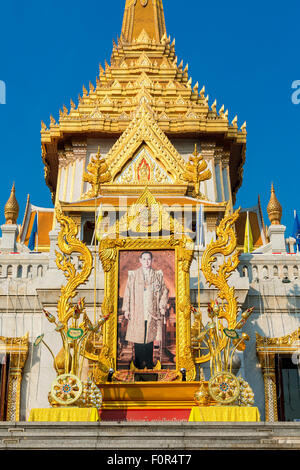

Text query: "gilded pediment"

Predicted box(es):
[105, 102, 186, 184]
[116, 146, 172, 185]
[104, 187, 193, 238]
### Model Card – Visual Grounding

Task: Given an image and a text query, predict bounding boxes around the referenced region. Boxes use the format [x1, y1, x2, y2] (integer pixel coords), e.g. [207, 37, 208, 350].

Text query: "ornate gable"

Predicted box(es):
[104, 187, 193, 238]
[104, 102, 186, 186]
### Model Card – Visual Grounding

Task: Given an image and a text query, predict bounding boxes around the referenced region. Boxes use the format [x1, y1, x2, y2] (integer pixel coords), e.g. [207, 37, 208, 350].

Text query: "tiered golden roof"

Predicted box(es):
[41, 0, 246, 202]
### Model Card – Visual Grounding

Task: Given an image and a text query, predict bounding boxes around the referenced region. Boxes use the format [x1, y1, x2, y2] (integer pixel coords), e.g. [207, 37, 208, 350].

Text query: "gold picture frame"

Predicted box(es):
[98, 189, 196, 382]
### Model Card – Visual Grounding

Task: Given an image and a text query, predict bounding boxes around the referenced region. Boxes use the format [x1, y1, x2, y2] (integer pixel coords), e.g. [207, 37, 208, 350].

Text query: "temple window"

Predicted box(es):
[293, 266, 299, 279]
[27, 265, 33, 278]
[242, 266, 248, 277]
[273, 266, 278, 277]
[262, 266, 269, 280]
[17, 265, 22, 278]
[7, 265, 13, 278]
[82, 221, 95, 245]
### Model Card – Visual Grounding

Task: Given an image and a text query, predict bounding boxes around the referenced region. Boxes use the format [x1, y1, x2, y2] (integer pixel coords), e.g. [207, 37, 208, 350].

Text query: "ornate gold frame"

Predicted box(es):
[98, 189, 196, 381]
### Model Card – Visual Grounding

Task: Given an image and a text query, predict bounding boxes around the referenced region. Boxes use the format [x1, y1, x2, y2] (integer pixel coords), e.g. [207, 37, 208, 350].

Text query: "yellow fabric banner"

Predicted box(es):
[28, 407, 99, 422]
[188, 406, 260, 422]
[244, 211, 254, 253]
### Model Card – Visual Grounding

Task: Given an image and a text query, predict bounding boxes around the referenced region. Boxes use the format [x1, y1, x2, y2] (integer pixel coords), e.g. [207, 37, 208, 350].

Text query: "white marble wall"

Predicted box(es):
[0, 227, 299, 421]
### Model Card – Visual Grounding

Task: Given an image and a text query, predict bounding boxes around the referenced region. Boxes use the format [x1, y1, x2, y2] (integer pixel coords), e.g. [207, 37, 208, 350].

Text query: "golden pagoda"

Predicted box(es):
[40, 0, 246, 238]
[22, 0, 260, 420]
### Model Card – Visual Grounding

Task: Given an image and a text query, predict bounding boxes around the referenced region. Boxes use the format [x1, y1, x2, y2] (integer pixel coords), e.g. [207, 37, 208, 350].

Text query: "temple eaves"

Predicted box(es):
[121, 0, 167, 43]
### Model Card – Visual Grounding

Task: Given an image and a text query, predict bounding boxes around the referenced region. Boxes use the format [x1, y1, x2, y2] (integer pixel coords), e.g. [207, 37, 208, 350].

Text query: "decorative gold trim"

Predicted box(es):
[82, 147, 111, 199]
[193, 206, 240, 364]
[182, 144, 212, 198]
[104, 103, 187, 184]
[256, 329, 300, 350]
[98, 188, 196, 382]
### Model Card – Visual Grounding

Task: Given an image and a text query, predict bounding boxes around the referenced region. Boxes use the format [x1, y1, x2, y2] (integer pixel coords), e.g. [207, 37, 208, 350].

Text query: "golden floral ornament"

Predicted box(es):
[182, 144, 212, 198]
[51, 373, 82, 406]
[82, 147, 111, 198]
[208, 371, 240, 405]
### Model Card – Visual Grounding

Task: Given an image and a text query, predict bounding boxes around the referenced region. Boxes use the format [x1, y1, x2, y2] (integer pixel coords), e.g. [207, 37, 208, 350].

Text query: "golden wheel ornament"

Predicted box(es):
[51, 374, 83, 406]
[208, 371, 240, 405]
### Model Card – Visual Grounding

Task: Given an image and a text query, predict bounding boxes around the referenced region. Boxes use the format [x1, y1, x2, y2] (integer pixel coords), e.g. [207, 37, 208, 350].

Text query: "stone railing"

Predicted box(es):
[238, 253, 300, 284]
[0, 254, 49, 280]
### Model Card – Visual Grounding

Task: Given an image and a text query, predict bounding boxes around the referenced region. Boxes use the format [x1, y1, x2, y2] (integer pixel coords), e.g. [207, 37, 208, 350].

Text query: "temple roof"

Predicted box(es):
[235, 198, 268, 251]
[19, 196, 54, 252]
[41, 0, 247, 204]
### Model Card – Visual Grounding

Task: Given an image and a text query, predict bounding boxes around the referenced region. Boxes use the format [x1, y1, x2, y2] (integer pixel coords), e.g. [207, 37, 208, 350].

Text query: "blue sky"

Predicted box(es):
[0, 0, 299, 237]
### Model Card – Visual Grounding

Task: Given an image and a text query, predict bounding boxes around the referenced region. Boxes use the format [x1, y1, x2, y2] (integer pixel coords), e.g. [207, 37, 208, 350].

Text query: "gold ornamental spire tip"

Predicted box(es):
[267, 182, 282, 225]
[4, 182, 19, 225]
[121, 0, 167, 43]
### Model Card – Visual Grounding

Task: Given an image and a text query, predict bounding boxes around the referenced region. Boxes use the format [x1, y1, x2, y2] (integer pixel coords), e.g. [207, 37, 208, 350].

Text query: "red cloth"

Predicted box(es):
[99, 408, 191, 422]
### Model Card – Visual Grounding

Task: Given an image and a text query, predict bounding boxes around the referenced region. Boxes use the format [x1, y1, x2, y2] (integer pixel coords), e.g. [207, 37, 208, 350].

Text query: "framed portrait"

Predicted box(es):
[117, 249, 176, 371]
[98, 189, 196, 382]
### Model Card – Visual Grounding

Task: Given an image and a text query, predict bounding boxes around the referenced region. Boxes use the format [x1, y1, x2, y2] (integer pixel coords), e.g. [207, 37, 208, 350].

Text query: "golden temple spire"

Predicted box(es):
[4, 182, 19, 225]
[267, 183, 282, 225]
[121, 0, 167, 43]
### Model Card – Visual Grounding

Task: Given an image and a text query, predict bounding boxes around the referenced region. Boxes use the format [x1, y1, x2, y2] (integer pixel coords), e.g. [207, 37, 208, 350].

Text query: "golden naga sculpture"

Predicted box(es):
[55, 208, 93, 325]
[192, 206, 241, 365]
[192, 206, 255, 406]
[82, 146, 111, 198]
[34, 209, 111, 409]
[4, 182, 19, 224]
[267, 183, 282, 225]
[182, 144, 212, 198]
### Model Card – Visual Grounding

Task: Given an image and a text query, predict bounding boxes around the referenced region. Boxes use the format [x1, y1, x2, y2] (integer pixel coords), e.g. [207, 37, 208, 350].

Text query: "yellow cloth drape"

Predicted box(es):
[28, 407, 99, 422]
[188, 406, 260, 422]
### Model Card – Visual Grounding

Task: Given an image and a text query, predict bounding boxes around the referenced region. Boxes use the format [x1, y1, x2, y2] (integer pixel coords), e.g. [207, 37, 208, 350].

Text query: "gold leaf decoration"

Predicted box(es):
[55, 209, 93, 325]
[182, 144, 212, 198]
[83, 147, 111, 198]
[195, 205, 240, 364]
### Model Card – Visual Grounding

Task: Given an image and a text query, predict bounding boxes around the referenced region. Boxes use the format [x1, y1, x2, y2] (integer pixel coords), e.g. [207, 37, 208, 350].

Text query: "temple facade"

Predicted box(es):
[0, 0, 299, 425]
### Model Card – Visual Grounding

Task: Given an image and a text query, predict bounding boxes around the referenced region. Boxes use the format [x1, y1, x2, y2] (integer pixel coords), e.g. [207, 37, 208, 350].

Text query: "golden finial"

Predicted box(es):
[82, 147, 111, 197]
[267, 183, 282, 225]
[182, 144, 212, 198]
[4, 182, 19, 225]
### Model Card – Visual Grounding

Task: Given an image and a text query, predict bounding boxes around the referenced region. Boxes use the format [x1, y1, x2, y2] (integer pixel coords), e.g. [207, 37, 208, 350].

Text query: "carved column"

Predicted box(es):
[257, 351, 278, 422]
[0, 334, 29, 421]
[221, 151, 233, 208]
[72, 141, 88, 200]
[200, 141, 217, 202]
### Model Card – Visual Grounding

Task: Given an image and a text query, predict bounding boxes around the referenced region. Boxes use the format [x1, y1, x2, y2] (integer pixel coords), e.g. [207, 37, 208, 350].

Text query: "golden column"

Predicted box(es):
[256, 350, 278, 422]
[0, 334, 29, 421]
